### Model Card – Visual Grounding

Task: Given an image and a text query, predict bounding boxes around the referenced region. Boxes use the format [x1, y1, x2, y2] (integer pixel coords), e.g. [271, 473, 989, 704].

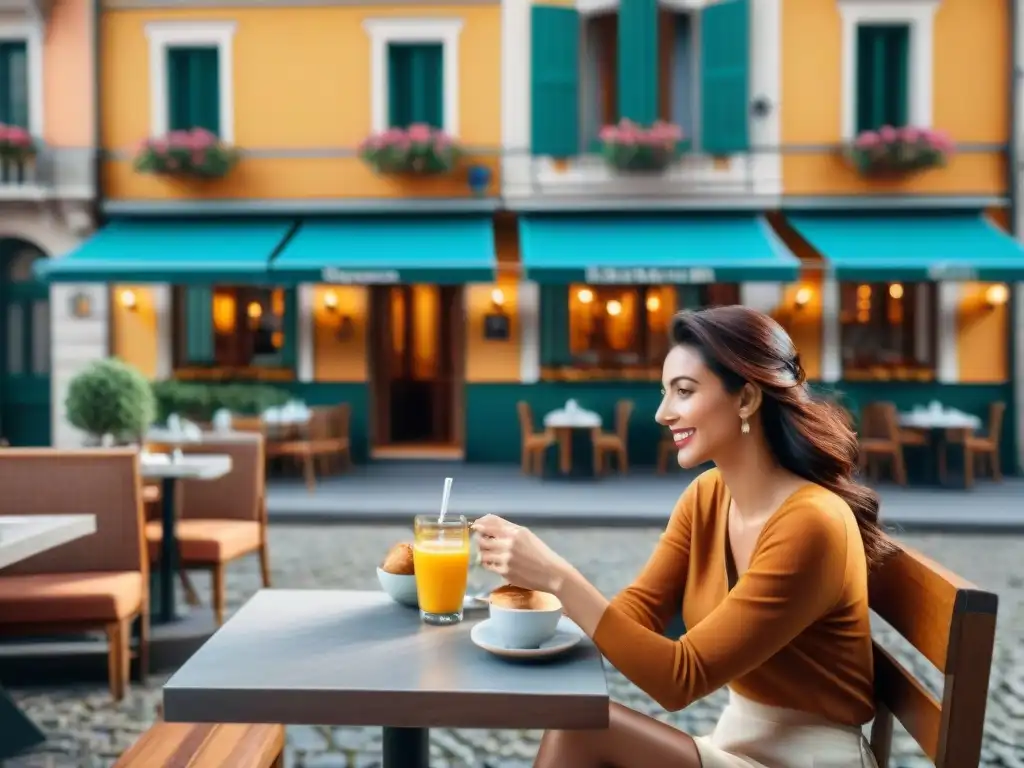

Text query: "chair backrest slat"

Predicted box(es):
[180, 435, 265, 522]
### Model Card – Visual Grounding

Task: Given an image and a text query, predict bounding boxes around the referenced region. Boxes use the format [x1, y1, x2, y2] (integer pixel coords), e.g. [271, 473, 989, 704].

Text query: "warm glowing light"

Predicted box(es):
[491, 288, 506, 307]
[985, 283, 1009, 306]
[606, 299, 622, 317]
[857, 284, 872, 299]
[323, 290, 339, 311]
[577, 288, 594, 304]
[247, 301, 263, 319]
[889, 283, 904, 300]
[646, 294, 661, 312]
[118, 289, 138, 310]
[793, 286, 813, 308]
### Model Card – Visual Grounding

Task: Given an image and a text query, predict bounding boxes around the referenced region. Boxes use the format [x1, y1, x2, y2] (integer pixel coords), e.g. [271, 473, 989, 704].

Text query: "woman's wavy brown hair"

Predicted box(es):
[671, 305, 896, 569]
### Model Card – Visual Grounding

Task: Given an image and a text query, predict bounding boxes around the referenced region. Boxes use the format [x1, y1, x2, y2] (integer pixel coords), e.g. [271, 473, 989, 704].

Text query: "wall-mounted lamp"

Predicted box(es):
[69, 291, 92, 319]
[606, 299, 623, 317]
[484, 286, 511, 341]
[889, 283, 904, 300]
[985, 283, 1009, 309]
[119, 289, 138, 312]
[490, 288, 505, 309]
[323, 290, 339, 313]
[577, 288, 594, 305]
[321, 290, 353, 340]
[793, 286, 813, 310]
[645, 294, 661, 313]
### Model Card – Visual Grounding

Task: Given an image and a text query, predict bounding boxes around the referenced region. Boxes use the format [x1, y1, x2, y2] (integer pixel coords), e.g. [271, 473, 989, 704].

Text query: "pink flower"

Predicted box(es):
[899, 126, 920, 143]
[407, 124, 433, 143]
[190, 128, 217, 148]
[5, 127, 30, 147]
[878, 125, 898, 144]
[854, 130, 880, 148]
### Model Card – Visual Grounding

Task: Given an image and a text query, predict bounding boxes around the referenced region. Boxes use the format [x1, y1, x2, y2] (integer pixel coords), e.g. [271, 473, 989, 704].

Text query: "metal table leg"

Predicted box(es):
[0, 683, 45, 760]
[382, 726, 429, 768]
[151, 477, 179, 624]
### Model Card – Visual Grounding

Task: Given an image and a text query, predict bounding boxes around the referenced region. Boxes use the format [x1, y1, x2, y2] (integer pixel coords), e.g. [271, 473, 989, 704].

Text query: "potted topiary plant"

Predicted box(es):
[359, 124, 461, 175]
[134, 128, 239, 179]
[65, 358, 157, 446]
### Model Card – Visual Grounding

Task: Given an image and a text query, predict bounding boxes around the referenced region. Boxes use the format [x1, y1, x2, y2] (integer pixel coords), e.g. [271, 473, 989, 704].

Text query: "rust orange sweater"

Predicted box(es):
[592, 469, 875, 725]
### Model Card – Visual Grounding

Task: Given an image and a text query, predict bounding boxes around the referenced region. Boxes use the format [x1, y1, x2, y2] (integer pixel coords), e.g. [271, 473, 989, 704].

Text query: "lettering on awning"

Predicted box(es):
[927, 263, 978, 281]
[584, 267, 716, 284]
[321, 267, 401, 284]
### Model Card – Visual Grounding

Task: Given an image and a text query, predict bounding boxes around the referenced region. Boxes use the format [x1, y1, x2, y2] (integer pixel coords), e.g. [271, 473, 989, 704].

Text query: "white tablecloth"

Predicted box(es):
[898, 410, 982, 431]
[544, 409, 602, 429]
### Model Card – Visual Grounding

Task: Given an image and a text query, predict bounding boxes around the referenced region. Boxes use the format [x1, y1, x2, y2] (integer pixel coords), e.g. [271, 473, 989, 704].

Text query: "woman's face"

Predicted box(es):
[656, 344, 743, 469]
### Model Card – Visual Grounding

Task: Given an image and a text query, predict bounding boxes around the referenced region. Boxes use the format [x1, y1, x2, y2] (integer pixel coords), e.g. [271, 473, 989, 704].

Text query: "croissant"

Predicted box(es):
[381, 542, 415, 575]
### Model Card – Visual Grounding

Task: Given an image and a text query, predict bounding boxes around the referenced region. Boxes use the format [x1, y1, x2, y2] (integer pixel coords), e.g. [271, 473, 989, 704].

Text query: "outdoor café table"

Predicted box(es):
[0, 514, 96, 760]
[898, 406, 983, 487]
[543, 405, 603, 474]
[163, 589, 610, 768]
[141, 454, 232, 625]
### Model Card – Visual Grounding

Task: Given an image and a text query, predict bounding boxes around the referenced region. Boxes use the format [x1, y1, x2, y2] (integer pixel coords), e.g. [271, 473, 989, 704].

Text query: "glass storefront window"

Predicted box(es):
[567, 284, 675, 370]
[839, 281, 936, 381]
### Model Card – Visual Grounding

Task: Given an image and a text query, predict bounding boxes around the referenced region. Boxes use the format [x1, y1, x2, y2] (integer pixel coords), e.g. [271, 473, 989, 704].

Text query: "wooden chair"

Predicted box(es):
[940, 401, 1006, 488]
[267, 404, 351, 491]
[0, 449, 149, 701]
[656, 436, 677, 474]
[867, 541, 997, 767]
[146, 434, 271, 625]
[858, 402, 928, 485]
[517, 401, 555, 475]
[114, 722, 284, 767]
[591, 399, 634, 475]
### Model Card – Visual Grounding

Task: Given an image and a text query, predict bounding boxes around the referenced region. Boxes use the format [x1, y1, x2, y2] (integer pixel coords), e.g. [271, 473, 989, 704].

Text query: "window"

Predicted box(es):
[0, 41, 28, 128]
[387, 43, 444, 128]
[567, 284, 675, 369]
[855, 25, 909, 131]
[173, 286, 295, 373]
[581, 13, 618, 145]
[657, 10, 698, 144]
[839, 281, 935, 380]
[167, 46, 221, 134]
[677, 284, 741, 309]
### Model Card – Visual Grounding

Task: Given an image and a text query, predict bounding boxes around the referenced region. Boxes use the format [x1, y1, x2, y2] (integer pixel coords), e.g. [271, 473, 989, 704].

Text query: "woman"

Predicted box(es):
[474, 305, 892, 768]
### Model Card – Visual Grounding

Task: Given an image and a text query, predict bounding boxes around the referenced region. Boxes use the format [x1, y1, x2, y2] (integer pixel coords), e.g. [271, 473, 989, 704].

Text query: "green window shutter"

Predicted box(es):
[530, 5, 580, 157]
[387, 43, 444, 128]
[280, 288, 297, 371]
[167, 47, 221, 134]
[539, 285, 570, 367]
[855, 25, 909, 132]
[700, 0, 750, 154]
[676, 285, 700, 310]
[0, 42, 29, 128]
[184, 287, 215, 364]
[617, 0, 658, 124]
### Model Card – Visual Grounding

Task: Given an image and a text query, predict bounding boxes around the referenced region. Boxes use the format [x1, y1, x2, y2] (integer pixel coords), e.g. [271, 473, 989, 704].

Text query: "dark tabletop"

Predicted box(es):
[163, 589, 610, 729]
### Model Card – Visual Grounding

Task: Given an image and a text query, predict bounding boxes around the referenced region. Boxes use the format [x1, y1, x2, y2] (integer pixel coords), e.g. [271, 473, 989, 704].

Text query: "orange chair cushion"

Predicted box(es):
[146, 520, 262, 564]
[0, 572, 143, 624]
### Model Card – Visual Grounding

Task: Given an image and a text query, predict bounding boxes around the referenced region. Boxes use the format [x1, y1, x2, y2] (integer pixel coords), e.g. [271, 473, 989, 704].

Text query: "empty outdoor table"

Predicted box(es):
[899, 406, 983, 487]
[0, 514, 96, 760]
[163, 589, 610, 768]
[141, 454, 232, 625]
[543, 404, 602, 474]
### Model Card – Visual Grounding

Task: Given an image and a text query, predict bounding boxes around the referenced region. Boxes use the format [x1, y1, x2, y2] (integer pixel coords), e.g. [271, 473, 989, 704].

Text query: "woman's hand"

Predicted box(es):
[473, 514, 571, 595]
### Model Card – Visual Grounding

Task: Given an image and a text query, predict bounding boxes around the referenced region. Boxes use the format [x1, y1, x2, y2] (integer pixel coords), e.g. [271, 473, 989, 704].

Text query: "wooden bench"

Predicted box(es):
[868, 541, 998, 767]
[114, 722, 284, 767]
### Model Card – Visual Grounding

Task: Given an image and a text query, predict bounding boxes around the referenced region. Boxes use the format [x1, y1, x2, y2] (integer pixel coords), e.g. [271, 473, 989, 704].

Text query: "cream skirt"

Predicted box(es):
[693, 690, 878, 768]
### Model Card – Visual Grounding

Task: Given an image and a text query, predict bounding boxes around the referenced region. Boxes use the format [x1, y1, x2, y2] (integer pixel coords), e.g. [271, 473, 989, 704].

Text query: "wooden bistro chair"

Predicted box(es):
[517, 401, 556, 475]
[656, 434, 677, 474]
[146, 434, 271, 625]
[940, 401, 1006, 488]
[591, 399, 634, 475]
[0, 449, 149, 701]
[266, 404, 352, 492]
[858, 402, 928, 485]
[866, 540, 997, 767]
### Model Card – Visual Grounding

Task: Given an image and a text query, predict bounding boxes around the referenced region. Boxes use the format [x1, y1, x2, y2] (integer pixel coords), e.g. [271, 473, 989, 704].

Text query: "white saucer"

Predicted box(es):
[470, 617, 584, 660]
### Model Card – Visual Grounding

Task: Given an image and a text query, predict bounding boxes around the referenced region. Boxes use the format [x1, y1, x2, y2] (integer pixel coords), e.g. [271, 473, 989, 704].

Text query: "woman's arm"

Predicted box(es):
[584, 501, 848, 712]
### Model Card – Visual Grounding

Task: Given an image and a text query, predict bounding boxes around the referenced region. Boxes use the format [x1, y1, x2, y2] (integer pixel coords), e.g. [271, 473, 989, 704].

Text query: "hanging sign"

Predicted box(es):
[584, 267, 717, 284]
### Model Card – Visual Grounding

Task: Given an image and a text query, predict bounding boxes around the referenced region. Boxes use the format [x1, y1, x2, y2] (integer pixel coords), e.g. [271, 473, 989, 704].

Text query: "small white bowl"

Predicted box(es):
[487, 591, 563, 649]
[376, 567, 418, 607]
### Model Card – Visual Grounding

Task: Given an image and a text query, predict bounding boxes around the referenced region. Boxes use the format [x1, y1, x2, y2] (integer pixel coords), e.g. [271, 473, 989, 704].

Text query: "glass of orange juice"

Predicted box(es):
[413, 514, 470, 625]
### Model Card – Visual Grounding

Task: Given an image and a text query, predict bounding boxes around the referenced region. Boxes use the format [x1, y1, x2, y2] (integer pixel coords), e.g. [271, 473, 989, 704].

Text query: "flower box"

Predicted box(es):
[849, 126, 954, 177]
[0, 124, 36, 163]
[134, 129, 239, 179]
[359, 124, 460, 175]
[599, 120, 685, 173]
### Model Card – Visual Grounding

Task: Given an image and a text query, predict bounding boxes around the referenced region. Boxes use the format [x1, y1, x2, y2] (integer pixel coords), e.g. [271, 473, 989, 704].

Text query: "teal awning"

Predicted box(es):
[788, 213, 1024, 281]
[37, 219, 295, 284]
[519, 214, 799, 284]
[270, 216, 496, 284]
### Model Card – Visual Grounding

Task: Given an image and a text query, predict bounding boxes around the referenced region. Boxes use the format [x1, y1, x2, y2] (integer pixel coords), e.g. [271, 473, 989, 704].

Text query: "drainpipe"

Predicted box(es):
[92, 0, 102, 227]
[1012, 0, 1023, 473]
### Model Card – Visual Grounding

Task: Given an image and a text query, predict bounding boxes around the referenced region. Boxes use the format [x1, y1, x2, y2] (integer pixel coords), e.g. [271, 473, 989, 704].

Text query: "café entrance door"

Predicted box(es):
[368, 285, 465, 459]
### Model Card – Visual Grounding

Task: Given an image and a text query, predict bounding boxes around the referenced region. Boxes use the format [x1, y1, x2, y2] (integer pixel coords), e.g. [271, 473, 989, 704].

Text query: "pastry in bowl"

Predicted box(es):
[377, 542, 418, 607]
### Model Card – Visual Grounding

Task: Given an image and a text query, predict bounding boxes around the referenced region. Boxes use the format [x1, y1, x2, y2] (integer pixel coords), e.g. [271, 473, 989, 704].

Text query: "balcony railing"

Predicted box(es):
[0, 146, 95, 201]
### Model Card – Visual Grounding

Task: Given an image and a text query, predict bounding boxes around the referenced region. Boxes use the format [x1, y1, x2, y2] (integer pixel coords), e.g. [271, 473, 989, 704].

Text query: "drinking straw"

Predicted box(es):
[438, 476, 453, 524]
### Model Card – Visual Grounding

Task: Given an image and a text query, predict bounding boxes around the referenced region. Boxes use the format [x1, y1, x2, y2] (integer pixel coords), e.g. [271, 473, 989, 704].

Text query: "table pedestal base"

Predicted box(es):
[0, 684, 45, 760]
[383, 726, 429, 768]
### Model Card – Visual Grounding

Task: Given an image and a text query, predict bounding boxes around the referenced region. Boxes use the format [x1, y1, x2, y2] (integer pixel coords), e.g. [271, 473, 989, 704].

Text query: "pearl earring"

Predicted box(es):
[741, 417, 750, 435]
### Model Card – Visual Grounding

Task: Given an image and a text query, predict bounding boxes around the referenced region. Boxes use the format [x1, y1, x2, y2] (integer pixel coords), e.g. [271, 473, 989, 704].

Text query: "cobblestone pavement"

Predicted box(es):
[5, 526, 1024, 768]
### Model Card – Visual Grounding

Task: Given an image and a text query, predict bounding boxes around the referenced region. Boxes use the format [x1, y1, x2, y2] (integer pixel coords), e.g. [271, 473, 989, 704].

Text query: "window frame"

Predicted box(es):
[0, 22, 43, 138]
[364, 18, 464, 136]
[145, 21, 237, 142]
[838, 0, 939, 141]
